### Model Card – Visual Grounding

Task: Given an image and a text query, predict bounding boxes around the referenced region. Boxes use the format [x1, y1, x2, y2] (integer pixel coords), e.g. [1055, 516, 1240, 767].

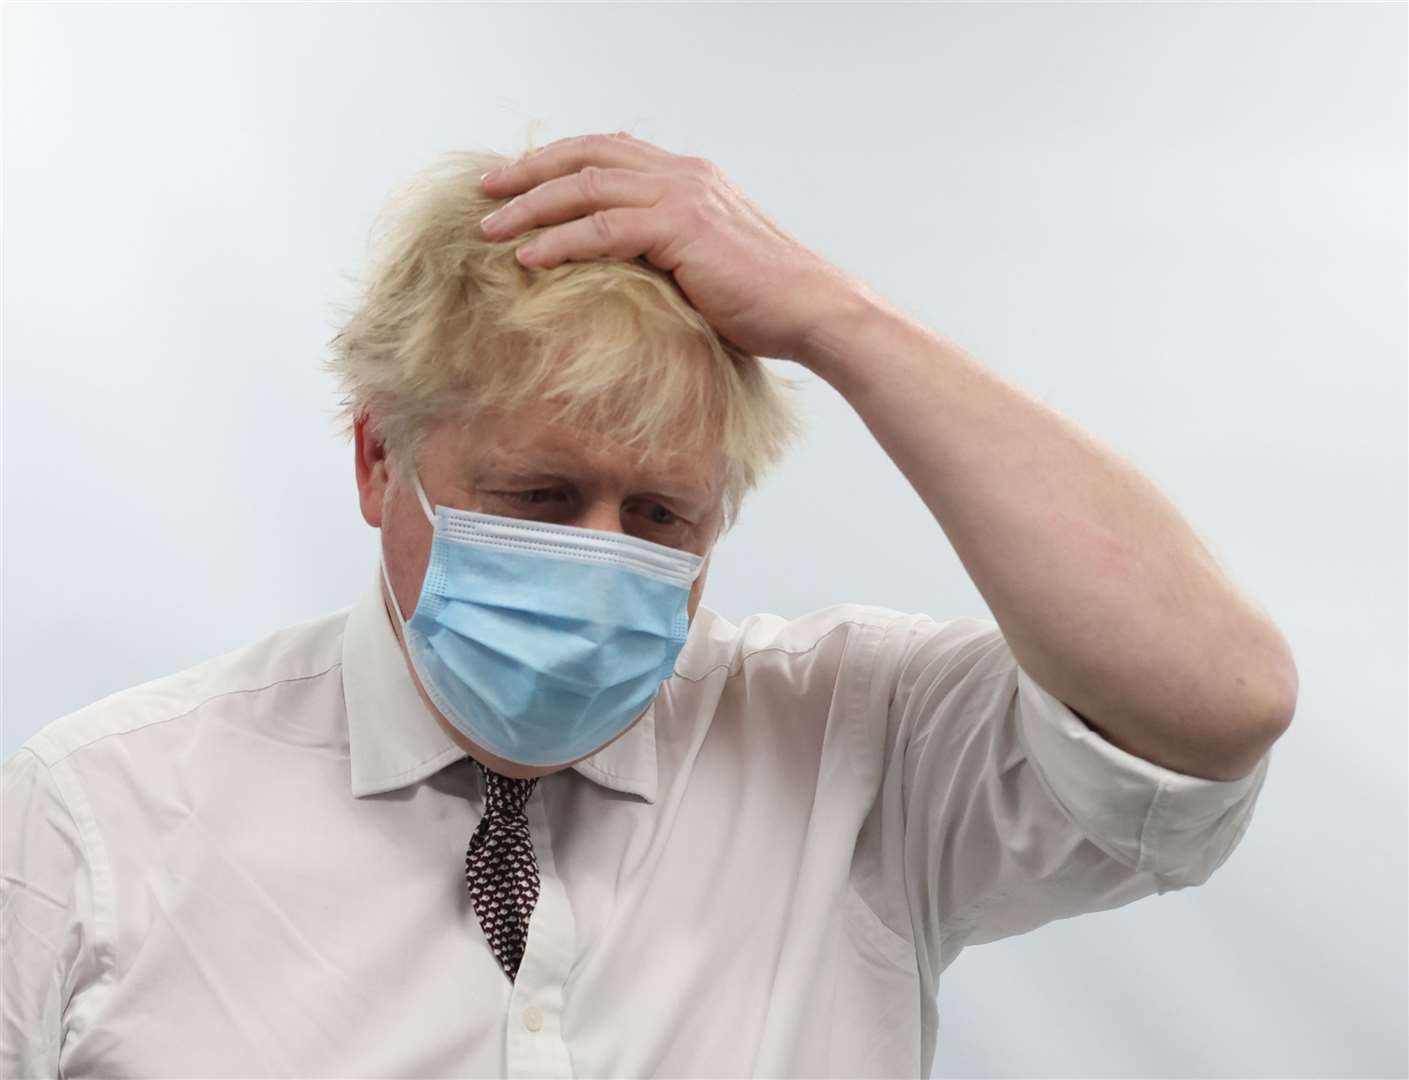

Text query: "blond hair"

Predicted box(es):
[323, 141, 807, 535]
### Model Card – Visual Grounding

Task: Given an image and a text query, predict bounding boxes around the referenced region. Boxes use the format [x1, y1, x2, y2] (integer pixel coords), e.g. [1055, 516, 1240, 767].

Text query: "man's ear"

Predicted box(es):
[354, 411, 391, 528]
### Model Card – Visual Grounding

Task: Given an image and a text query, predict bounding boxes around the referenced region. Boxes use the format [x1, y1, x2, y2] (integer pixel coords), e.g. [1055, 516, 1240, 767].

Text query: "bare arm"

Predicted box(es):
[796, 289, 1298, 782]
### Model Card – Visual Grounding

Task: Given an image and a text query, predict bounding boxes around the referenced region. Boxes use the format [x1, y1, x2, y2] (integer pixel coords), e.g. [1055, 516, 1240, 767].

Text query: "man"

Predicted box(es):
[2, 132, 1297, 1078]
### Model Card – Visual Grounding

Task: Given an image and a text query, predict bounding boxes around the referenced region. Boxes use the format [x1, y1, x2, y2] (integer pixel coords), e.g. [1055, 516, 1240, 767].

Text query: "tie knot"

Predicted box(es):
[474, 759, 538, 817]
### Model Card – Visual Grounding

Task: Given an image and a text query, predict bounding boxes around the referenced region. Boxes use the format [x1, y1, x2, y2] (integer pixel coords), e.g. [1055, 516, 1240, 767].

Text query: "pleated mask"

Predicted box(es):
[380, 467, 705, 767]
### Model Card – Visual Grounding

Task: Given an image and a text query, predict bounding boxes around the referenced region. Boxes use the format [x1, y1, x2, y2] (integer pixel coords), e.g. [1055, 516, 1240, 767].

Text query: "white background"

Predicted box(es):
[3, 4, 1405, 1077]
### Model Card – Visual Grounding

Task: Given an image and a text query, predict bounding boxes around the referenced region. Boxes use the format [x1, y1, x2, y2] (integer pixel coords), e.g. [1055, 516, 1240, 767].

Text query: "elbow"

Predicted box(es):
[1257, 631, 1300, 732]
[1211, 653, 1298, 782]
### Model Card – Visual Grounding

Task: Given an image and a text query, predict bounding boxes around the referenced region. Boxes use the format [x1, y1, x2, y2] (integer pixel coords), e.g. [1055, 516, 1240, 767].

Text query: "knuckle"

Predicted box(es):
[684, 171, 714, 199]
[682, 199, 711, 229]
[578, 163, 606, 200]
[684, 154, 718, 176]
[590, 209, 616, 246]
[676, 173, 714, 212]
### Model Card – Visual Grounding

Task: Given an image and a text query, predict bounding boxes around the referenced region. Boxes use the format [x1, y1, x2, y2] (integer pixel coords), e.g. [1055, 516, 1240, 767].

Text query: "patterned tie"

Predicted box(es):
[465, 759, 541, 982]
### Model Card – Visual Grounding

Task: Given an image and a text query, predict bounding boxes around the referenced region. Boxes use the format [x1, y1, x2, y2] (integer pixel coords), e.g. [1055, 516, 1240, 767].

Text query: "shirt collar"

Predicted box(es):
[342, 562, 660, 803]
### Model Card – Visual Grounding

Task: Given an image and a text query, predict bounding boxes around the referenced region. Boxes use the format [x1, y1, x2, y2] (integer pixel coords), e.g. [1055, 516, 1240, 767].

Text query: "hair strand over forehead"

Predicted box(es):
[323, 140, 807, 534]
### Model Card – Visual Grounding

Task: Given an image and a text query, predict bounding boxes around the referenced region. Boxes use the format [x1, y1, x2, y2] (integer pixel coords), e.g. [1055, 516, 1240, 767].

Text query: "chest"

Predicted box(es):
[63, 754, 919, 1078]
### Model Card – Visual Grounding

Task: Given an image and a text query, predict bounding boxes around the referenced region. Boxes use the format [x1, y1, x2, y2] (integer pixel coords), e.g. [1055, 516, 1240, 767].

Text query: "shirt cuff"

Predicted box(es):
[1014, 664, 1272, 883]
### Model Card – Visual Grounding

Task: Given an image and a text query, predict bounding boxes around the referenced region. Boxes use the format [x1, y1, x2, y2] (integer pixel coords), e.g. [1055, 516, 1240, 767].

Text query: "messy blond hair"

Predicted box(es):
[323, 138, 807, 535]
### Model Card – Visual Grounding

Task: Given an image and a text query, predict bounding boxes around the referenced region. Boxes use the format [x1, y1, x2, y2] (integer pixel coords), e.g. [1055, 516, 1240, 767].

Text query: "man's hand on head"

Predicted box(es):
[477, 130, 873, 366]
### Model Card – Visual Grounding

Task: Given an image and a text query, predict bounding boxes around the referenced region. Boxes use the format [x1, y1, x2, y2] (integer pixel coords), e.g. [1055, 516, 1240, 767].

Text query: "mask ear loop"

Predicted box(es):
[381, 464, 438, 631]
[379, 552, 408, 634]
[410, 467, 436, 525]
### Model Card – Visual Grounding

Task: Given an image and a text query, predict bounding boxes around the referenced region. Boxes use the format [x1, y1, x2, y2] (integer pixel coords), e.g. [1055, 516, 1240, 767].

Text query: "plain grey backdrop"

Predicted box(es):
[4, 3, 1405, 1078]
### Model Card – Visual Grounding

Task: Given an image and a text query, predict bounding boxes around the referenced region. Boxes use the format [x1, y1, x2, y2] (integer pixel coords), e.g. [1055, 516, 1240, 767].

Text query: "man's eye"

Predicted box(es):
[496, 491, 680, 526]
[502, 489, 562, 506]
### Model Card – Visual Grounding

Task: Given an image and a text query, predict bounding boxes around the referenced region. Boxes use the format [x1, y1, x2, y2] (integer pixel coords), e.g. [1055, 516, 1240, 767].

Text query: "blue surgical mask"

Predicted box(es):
[379, 467, 706, 767]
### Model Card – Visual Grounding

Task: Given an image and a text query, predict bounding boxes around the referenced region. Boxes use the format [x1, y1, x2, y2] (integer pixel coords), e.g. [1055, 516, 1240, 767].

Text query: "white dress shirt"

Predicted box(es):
[2, 565, 1271, 1079]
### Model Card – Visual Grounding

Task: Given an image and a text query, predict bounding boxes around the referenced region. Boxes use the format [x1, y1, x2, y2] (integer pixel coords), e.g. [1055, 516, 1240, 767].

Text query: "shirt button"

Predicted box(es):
[523, 1005, 544, 1032]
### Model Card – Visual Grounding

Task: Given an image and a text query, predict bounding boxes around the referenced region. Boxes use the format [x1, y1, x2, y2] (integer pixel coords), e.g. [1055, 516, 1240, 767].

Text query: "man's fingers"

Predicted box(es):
[482, 132, 671, 197]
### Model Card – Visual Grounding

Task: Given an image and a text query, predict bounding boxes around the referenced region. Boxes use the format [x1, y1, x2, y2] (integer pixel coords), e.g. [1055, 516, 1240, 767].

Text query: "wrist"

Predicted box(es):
[793, 277, 901, 385]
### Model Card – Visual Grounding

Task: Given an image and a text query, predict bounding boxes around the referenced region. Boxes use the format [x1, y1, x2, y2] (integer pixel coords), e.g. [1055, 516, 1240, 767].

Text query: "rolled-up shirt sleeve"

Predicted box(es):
[1, 747, 96, 1078]
[884, 613, 1272, 974]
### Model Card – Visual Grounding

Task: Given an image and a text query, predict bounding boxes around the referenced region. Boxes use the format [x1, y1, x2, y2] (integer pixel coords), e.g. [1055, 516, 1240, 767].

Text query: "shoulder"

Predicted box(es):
[14, 604, 354, 770]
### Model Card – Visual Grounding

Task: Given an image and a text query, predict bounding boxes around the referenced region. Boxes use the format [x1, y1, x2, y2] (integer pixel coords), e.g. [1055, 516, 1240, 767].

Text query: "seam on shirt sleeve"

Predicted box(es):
[852, 614, 935, 949]
[1137, 780, 1169, 874]
[843, 618, 912, 947]
[37, 751, 119, 1048]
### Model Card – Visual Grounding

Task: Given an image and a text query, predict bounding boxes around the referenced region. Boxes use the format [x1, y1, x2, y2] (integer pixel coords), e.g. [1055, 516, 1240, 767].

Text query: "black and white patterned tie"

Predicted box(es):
[465, 759, 541, 982]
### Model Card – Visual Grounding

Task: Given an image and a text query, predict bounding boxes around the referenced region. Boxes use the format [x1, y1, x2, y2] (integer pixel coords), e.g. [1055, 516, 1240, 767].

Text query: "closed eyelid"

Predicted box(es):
[474, 465, 708, 506]
[489, 482, 695, 511]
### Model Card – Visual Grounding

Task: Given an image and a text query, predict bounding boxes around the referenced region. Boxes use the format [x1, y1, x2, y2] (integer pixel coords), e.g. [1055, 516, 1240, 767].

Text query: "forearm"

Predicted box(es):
[797, 289, 1298, 781]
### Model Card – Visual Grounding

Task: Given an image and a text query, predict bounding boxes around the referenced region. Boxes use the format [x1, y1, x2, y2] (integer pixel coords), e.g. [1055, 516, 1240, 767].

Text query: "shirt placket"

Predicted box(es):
[504, 782, 575, 1078]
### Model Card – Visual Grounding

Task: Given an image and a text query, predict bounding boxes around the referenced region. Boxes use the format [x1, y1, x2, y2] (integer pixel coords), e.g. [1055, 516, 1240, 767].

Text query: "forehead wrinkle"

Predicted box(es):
[461, 395, 724, 499]
[472, 446, 716, 502]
